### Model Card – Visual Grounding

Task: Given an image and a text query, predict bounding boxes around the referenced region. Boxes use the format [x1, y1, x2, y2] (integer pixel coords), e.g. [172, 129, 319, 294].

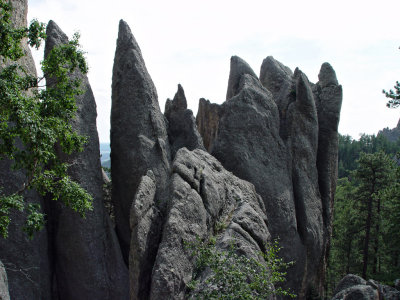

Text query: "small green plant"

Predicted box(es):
[185, 237, 295, 299]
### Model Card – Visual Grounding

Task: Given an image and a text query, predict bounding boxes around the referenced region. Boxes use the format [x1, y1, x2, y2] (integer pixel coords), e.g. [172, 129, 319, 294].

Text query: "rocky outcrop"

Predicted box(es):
[111, 18, 170, 287]
[0, 261, 10, 300]
[129, 170, 161, 300]
[44, 21, 129, 300]
[165, 84, 205, 157]
[226, 56, 258, 100]
[149, 148, 270, 299]
[196, 98, 222, 152]
[331, 274, 400, 300]
[0, 1, 52, 299]
[196, 56, 342, 297]
[379, 118, 400, 142]
[312, 63, 343, 291]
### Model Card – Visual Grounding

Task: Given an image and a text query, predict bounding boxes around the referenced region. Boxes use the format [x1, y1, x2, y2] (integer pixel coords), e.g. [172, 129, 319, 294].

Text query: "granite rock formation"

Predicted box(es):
[2, 3, 344, 298]
[149, 148, 271, 299]
[44, 20, 129, 300]
[196, 98, 222, 152]
[0, 1, 52, 299]
[197, 55, 342, 297]
[379, 118, 400, 142]
[0, 261, 10, 300]
[164, 84, 205, 157]
[111, 20, 171, 295]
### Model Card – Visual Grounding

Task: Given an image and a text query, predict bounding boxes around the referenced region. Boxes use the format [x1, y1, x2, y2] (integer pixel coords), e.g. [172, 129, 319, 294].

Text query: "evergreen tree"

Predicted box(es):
[354, 152, 396, 278]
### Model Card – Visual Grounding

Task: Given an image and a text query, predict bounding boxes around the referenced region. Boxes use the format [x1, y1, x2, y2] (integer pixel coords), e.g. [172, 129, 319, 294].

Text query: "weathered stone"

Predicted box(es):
[259, 56, 295, 140]
[45, 20, 129, 300]
[149, 148, 270, 299]
[380, 284, 400, 300]
[211, 58, 305, 295]
[312, 62, 342, 291]
[331, 285, 378, 300]
[0, 261, 10, 300]
[165, 84, 205, 157]
[318, 62, 339, 88]
[226, 56, 259, 100]
[129, 170, 161, 300]
[0, 1, 52, 299]
[333, 274, 367, 296]
[379, 118, 400, 143]
[286, 69, 324, 288]
[111, 19, 171, 264]
[195, 56, 342, 297]
[260, 56, 293, 100]
[196, 98, 222, 152]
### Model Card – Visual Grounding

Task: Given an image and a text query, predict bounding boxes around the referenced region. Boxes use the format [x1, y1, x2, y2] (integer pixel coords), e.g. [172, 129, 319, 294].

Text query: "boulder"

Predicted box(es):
[149, 148, 270, 299]
[165, 84, 205, 157]
[333, 274, 367, 296]
[44, 20, 129, 300]
[332, 275, 400, 300]
[331, 285, 378, 300]
[111, 19, 171, 264]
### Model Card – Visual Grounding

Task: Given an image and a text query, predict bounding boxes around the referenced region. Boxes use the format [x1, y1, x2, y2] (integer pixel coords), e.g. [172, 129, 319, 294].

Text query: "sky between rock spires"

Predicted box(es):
[28, 0, 399, 143]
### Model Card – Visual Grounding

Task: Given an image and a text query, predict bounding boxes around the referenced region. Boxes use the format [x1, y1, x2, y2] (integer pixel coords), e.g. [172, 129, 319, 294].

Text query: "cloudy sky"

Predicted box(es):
[28, 0, 399, 143]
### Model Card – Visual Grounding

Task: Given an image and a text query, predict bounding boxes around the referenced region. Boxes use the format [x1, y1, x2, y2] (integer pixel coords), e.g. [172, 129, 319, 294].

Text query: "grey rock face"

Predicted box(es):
[0, 1, 52, 299]
[226, 56, 258, 101]
[260, 56, 293, 100]
[196, 98, 222, 152]
[379, 118, 400, 142]
[111, 19, 171, 264]
[45, 20, 129, 300]
[149, 148, 270, 299]
[312, 63, 342, 290]
[129, 171, 161, 300]
[0, 261, 10, 300]
[195, 56, 342, 297]
[165, 84, 205, 157]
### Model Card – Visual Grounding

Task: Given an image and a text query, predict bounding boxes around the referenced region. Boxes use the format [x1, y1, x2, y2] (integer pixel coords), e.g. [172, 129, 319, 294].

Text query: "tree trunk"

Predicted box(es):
[372, 197, 381, 275]
[346, 237, 352, 274]
[362, 196, 373, 279]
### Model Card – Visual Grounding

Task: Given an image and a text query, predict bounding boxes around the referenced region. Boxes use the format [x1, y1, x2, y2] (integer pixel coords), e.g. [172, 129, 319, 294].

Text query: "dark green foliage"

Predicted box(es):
[0, 0, 92, 239]
[185, 237, 295, 299]
[328, 150, 400, 293]
[382, 47, 399, 108]
[383, 80, 400, 108]
[338, 133, 399, 178]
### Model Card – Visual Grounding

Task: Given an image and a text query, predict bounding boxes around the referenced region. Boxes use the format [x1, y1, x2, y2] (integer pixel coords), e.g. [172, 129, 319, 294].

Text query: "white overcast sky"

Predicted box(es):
[28, 0, 399, 143]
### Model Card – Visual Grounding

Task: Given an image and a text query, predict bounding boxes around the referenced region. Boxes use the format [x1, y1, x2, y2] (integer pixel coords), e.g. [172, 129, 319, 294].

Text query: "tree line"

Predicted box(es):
[327, 132, 400, 293]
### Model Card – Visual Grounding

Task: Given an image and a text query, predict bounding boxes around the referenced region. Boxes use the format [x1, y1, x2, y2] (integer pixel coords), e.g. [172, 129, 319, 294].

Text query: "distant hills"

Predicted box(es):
[100, 143, 110, 169]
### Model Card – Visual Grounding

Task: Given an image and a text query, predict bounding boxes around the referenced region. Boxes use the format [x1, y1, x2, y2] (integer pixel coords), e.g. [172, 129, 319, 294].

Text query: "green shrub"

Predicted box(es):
[185, 237, 295, 299]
